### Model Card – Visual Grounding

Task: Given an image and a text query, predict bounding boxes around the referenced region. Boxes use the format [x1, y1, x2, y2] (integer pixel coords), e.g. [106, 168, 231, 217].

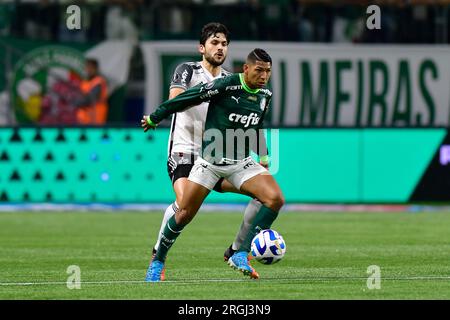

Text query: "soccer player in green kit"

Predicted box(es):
[141, 49, 284, 281]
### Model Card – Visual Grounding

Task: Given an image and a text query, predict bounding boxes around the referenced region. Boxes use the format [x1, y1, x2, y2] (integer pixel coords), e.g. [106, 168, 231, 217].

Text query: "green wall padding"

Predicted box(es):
[361, 129, 446, 202]
[0, 128, 445, 203]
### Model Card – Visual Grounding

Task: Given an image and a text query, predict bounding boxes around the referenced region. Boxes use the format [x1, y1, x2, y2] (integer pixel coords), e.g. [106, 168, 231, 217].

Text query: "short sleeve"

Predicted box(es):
[170, 63, 194, 90]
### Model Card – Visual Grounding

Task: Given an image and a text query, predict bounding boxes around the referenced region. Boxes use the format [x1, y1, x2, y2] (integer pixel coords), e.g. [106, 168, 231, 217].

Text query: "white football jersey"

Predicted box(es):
[168, 62, 231, 156]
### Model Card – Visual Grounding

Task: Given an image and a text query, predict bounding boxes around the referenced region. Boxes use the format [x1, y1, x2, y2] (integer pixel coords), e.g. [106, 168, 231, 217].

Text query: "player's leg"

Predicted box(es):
[146, 155, 192, 282]
[236, 173, 284, 253]
[226, 159, 284, 277]
[154, 179, 211, 260]
[219, 179, 262, 260]
[147, 180, 210, 282]
[225, 198, 262, 259]
[147, 158, 220, 282]
[147, 177, 186, 281]
[152, 177, 186, 252]
[219, 179, 253, 196]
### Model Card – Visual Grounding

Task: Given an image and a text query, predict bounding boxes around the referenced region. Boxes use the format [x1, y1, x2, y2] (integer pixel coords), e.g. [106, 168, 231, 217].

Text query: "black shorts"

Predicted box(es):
[167, 153, 224, 192]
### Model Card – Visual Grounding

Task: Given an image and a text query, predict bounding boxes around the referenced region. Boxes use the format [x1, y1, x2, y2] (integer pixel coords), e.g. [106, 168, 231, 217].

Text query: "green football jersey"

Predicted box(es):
[150, 73, 271, 164]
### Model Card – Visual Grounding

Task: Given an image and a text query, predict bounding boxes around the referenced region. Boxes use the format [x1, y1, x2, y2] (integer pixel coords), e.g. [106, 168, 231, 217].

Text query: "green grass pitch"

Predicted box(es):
[1, 210, 450, 299]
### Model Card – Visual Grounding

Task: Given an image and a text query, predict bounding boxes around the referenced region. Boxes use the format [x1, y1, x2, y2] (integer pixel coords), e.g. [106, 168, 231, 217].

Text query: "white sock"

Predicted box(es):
[232, 198, 262, 250]
[154, 202, 178, 251]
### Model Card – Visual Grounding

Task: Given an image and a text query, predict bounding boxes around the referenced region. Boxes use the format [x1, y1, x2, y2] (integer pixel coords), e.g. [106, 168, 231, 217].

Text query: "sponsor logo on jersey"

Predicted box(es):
[260, 97, 266, 111]
[199, 89, 219, 99]
[231, 96, 240, 104]
[260, 88, 272, 96]
[228, 112, 260, 128]
[205, 82, 214, 89]
[225, 85, 242, 91]
[247, 95, 257, 102]
[181, 69, 189, 86]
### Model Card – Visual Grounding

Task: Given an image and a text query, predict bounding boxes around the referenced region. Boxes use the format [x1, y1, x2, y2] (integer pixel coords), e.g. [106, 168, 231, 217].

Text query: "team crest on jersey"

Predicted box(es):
[260, 97, 266, 111]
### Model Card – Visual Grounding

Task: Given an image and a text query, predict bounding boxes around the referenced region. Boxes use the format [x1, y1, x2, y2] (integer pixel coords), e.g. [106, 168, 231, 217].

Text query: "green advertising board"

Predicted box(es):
[0, 127, 446, 203]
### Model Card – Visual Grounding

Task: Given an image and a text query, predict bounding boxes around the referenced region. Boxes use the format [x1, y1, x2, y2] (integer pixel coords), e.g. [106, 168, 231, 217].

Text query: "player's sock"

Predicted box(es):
[154, 202, 178, 251]
[231, 198, 262, 251]
[237, 204, 279, 253]
[154, 215, 185, 262]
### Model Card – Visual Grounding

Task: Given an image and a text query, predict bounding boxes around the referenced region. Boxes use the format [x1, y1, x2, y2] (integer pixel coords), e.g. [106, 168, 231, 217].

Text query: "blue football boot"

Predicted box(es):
[228, 251, 259, 279]
[145, 260, 164, 282]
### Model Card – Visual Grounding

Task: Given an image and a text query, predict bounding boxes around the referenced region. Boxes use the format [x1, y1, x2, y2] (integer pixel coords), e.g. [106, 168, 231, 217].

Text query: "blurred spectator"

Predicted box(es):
[295, 5, 314, 42]
[332, 6, 365, 43]
[39, 68, 83, 125]
[0, 2, 15, 37]
[21, 0, 59, 41]
[0, 91, 15, 126]
[105, 0, 140, 44]
[75, 58, 109, 125]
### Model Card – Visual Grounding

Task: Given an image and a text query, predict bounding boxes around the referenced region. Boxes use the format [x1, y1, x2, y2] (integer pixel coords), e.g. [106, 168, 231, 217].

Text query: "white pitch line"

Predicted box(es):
[0, 279, 254, 286]
[1, 276, 450, 287]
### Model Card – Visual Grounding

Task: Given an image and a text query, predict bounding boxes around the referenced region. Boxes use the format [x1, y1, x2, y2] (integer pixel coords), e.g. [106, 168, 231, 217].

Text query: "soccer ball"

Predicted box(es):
[250, 229, 286, 264]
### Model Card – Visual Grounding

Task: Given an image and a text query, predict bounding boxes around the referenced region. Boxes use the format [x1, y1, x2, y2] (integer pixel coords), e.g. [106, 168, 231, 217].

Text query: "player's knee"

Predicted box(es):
[175, 193, 184, 206]
[278, 193, 285, 209]
[176, 208, 195, 225]
[265, 191, 285, 211]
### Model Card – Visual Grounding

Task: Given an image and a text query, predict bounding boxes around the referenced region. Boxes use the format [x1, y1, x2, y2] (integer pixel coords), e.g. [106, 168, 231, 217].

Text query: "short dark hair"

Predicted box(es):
[247, 48, 272, 64]
[200, 22, 230, 45]
[85, 58, 99, 69]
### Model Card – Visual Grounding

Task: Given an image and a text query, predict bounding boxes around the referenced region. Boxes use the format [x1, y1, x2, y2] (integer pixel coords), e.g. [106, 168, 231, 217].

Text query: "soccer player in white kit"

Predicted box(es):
[146, 23, 266, 281]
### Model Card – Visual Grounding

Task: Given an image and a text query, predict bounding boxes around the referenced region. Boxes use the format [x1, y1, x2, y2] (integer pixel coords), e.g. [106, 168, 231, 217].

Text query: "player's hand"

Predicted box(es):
[141, 115, 157, 132]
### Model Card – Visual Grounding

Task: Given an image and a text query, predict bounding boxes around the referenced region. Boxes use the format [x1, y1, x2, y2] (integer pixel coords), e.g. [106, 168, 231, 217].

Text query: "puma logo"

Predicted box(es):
[231, 96, 240, 104]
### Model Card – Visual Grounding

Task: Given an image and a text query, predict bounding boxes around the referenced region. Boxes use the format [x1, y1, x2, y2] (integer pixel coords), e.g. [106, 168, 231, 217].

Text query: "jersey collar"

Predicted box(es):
[239, 73, 260, 94]
[201, 61, 222, 80]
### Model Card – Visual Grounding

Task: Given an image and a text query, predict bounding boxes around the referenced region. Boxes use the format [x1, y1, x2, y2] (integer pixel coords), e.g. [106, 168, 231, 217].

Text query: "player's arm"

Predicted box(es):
[141, 78, 225, 131]
[168, 63, 192, 99]
[169, 87, 185, 99]
[141, 64, 188, 131]
[141, 88, 187, 132]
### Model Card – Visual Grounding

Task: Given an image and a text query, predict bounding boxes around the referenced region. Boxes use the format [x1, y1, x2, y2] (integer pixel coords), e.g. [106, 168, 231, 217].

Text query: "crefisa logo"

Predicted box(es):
[11, 46, 85, 125]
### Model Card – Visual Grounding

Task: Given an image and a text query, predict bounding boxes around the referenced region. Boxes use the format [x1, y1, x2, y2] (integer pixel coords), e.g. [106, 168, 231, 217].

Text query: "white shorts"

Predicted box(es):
[188, 157, 267, 191]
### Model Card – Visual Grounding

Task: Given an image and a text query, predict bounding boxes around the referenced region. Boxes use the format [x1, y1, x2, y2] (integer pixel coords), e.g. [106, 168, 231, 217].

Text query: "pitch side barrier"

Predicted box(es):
[1, 126, 449, 203]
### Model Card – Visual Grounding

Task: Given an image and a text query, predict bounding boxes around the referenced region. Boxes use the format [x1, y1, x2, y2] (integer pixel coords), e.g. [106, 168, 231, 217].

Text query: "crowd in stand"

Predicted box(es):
[0, 0, 446, 44]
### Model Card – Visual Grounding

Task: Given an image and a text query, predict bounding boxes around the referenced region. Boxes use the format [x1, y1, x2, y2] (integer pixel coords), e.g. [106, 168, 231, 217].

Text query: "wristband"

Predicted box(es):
[260, 155, 269, 164]
[146, 116, 155, 126]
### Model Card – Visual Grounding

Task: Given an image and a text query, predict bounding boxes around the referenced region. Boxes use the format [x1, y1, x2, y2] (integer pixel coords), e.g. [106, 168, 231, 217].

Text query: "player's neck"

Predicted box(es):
[201, 60, 221, 78]
[242, 73, 258, 90]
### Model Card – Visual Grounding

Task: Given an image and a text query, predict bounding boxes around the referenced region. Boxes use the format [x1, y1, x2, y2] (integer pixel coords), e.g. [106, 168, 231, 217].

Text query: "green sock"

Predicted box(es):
[238, 205, 279, 253]
[154, 215, 185, 262]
